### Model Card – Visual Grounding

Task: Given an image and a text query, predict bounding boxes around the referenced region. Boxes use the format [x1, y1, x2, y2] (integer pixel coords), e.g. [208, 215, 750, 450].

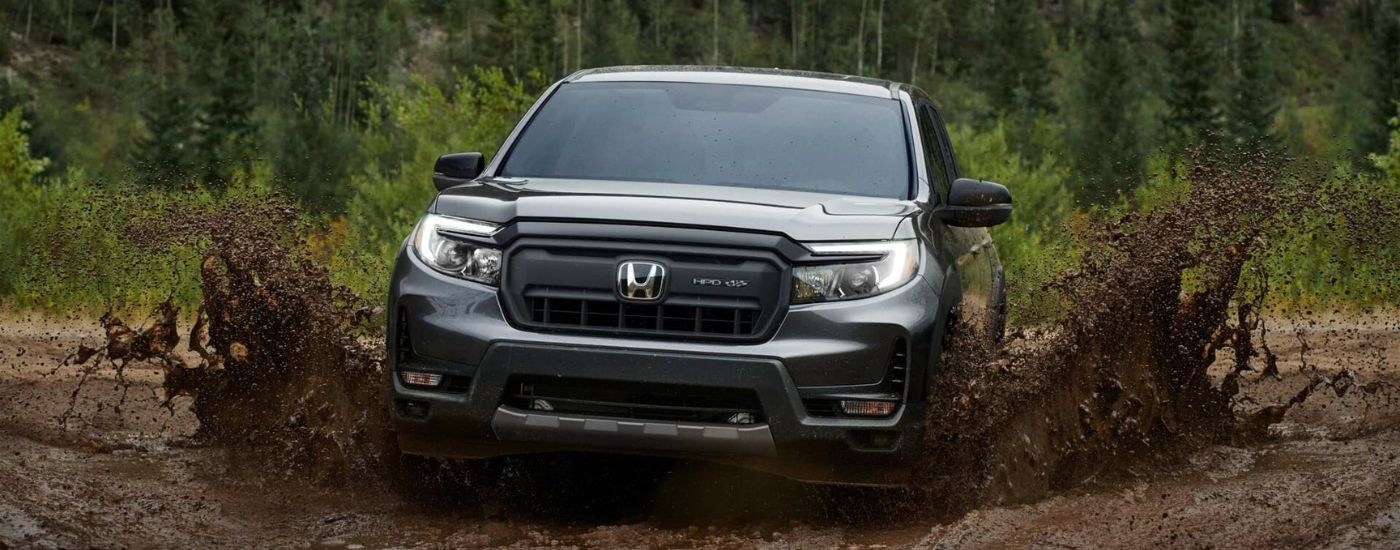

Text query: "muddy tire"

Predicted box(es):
[387, 449, 497, 507]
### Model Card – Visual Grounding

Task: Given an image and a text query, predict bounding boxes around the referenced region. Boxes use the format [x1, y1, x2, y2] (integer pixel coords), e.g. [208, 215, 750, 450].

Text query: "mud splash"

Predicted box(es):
[67, 197, 393, 483]
[916, 149, 1400, 508]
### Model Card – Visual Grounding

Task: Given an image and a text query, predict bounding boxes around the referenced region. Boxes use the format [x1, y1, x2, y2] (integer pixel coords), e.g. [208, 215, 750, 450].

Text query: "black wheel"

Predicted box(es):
[991, 268, 1008, 343]
[387, 439, 497, 508]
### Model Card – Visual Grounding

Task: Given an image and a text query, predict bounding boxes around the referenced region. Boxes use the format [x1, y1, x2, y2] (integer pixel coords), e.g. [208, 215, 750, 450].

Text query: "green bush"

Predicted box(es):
[0, 107, 280, 313]
[0, 109, 52, 298]
[949, 119, 1077, 324]
[1260, 160, 1400, 308]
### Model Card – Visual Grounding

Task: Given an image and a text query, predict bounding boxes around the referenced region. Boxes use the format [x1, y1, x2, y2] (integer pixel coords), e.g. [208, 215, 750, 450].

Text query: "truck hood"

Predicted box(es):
[430, 178, 918, 242]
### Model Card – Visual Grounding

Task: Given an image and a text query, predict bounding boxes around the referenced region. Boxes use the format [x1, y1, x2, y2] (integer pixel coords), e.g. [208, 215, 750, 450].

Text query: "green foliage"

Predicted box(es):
[334, 68, 540, 297]
[0, 107, 210, 310]
[131, 86, 200, 187]
[0, 77, 60, 173]
[1222, 8, 1282, 152]
[1063, 1, 1147, 204]
[1260, 160, 1400, 307]
[0, 110, 52, 295]
[594, 0, 645, 65]
[1165, 0, 1220, 148]
[1358, 0, 1400, 156]
[975, 0, 1052, 116]
[262, 94, 362, 210]
[949, 120, 1076, 323]
[1372, 105, 1400, 181]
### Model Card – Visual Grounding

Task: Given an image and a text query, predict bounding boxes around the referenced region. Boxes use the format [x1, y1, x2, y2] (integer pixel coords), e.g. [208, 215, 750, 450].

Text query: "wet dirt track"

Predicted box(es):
[2, 316, 1398, 549]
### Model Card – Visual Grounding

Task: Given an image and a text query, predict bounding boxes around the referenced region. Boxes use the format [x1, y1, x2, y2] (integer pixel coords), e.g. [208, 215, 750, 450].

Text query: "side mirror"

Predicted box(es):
[433, 152, 485, 191]
[935, 178, 1012, 227]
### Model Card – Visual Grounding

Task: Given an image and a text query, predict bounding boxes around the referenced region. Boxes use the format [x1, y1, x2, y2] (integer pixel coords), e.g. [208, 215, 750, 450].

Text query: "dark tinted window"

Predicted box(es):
[502, 82, 911, 199]
[916, 104, 951, 199]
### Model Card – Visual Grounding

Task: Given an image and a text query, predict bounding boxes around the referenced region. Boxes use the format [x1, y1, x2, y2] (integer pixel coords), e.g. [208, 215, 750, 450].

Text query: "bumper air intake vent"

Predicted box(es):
[504, 376, 765, 424]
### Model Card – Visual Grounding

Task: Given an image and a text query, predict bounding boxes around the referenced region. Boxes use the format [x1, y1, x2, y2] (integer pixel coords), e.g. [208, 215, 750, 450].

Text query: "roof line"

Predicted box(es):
[561, 65, 905, 99]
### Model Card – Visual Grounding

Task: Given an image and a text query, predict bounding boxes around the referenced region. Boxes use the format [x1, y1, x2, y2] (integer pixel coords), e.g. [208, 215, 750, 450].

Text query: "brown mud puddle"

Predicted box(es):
[2, 318, 1398, 548]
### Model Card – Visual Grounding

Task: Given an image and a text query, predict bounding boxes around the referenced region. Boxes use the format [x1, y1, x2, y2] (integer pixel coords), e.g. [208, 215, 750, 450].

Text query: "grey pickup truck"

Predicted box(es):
[387, 66, 1011, 486]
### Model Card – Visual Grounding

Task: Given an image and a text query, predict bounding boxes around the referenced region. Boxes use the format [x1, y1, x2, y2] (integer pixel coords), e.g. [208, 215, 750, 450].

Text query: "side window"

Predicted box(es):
[927, 106, 961, 181]
[915, 103, 952, 200]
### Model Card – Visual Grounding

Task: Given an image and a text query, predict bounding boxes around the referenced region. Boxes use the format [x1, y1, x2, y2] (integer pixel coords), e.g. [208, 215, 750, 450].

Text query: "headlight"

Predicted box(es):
[792, 240, 919, 303]
[412, 213, 503, 285]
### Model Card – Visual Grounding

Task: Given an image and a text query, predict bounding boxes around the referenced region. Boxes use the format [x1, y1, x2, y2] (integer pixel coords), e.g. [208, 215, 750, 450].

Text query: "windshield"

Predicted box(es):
[500, 81, 912, 199]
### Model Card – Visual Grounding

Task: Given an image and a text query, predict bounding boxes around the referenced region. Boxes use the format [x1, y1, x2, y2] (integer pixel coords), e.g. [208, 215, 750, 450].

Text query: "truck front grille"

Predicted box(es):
[526, 296, 760, 336]
[501, 238, 787, 342]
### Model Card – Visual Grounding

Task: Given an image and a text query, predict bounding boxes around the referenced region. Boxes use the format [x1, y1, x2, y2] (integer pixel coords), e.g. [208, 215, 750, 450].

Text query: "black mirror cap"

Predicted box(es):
[937, 178, 1013, 227]
[433, 152, 485, 191]
[947, 178, 1012, 207]
[935, 204, 1012, 227]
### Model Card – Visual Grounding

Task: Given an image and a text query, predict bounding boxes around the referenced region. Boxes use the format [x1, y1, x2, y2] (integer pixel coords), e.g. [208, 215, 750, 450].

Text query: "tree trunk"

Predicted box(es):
[910, 39, 919, 85]
[466, 3, 474, 62]
[111, 2, 118, 52]
[576, 0, 583, 71]
[929, 5, 940, 81]
[875, 0, 884, 75]
[712, 0, 720, 64]
[858, 0, 867, 75]
[651, 0, 661, 49]
[790, 0, 798, 66]
[561, 15, 570, 76]
[910, 5, 924, 85]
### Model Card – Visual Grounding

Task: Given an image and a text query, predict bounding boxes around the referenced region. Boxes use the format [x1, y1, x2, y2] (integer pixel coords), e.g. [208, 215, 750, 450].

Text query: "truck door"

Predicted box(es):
[917, 101, 996, 346]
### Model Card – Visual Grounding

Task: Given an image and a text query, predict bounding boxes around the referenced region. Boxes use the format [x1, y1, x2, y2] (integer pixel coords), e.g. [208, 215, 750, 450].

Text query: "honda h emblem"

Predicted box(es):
[616, 260, 666, 303]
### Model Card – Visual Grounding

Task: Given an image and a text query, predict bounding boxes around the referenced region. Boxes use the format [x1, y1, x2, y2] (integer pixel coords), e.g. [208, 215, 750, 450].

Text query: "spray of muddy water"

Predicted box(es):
[917, 150, 1400, 509]
[63, 151, 1399, 515]
[66, 198, 394, 483]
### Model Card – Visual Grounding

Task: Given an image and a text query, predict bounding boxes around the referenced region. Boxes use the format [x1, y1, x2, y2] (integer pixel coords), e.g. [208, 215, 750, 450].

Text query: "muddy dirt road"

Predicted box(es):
[2, 315, 1397, 549]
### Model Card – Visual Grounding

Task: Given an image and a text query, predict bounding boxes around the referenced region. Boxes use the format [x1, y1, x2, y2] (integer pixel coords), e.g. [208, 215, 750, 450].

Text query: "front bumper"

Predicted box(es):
[389, 245, 941, 486]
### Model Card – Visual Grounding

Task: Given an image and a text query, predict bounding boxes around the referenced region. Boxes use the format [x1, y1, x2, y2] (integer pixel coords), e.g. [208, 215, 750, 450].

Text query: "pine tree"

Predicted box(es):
[978, 0, 1052, 115]
[1360, 0, 1400, 156]
[1222, 7, 1279, 152]
[1165, 0, 1219, 148]
[198, 73, 257, 185]
[131, 87, 199, 188]
[186, 1, 258, 185]
[594, 0, 644, 65]
[1067, 1, 1146, 204]
[489, 0, 554, 76]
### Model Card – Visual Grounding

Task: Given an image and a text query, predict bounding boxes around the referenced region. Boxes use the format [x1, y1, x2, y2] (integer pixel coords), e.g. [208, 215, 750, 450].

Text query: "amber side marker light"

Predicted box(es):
[839, 400, 896, 417]
[400, 371, 444, 388]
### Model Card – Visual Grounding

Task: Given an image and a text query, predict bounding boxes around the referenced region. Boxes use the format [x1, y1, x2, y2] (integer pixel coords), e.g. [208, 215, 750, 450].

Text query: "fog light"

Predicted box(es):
[839, 400, 896, 416]
[530, 399, 554, 412]
[400, 371, 443, 388]
[726, 412, 756, 425]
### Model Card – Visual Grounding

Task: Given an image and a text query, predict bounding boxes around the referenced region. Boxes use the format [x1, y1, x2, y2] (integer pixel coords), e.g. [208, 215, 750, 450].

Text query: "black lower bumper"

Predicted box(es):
[392, 341, 927, 486]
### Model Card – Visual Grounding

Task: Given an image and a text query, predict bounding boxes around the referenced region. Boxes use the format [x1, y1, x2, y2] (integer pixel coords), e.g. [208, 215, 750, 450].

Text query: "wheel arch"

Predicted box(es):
[910, 266, 962, 402]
